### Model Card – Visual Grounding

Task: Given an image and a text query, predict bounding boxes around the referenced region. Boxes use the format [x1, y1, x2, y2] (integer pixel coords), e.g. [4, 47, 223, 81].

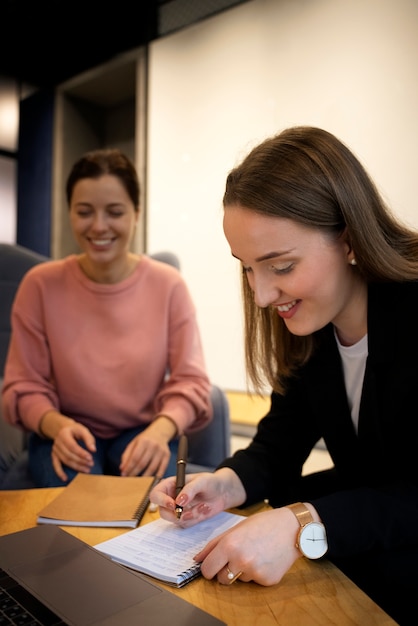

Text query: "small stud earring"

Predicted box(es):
[350, 258, 357, 266]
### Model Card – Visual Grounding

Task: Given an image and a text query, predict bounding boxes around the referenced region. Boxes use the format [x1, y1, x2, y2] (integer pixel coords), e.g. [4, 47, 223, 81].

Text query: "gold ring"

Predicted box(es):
[226, 566, 243, 584]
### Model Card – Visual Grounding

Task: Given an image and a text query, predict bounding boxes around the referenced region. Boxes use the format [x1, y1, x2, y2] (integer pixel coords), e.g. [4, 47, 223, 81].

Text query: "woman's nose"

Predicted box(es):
[252, 275, 280, 308]
[91, 212, 107, 231]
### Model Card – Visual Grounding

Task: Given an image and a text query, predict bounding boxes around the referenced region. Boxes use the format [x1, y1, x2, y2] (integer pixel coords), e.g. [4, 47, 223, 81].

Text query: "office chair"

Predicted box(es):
[187, 384, 231, 473]
[148, 251, 231, 472]
[0, 244, 230, 488]
[0, 243, 48, 489]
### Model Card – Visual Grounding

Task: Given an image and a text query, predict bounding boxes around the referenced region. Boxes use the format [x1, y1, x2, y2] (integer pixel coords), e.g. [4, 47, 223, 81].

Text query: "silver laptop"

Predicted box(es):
[0, 525, 225, 626]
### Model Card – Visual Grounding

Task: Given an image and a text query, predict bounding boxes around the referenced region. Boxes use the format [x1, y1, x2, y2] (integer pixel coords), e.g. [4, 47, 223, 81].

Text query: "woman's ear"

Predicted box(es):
[341, 228, 355, 264]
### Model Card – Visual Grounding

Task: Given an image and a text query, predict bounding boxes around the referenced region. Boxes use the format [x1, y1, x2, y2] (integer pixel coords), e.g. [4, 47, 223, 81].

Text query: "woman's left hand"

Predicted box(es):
[195, 507, 301, 586]
[119, 416, 177, 477]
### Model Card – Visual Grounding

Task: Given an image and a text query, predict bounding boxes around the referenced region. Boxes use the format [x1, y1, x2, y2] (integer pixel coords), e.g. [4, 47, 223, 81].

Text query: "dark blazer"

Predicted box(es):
[219, 280, 418, 561]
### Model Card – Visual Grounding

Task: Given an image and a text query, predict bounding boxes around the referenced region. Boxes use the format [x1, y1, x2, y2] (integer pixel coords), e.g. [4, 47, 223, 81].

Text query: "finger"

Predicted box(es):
[55, 436, 94, 466]
[80, 431, 96, 453]
[121, 448, 156, 477]
[194, 535, 220, 562]
[149, 485, 180, 519]
[119, 447, 146, 476]
[179, 501, 217, 525]
[198, 546, 230, 582]
[54, 442, 93, 470]
[198, 530, 247, 583]
[150, 476, 177, 502]
[72, 426, 96, 458]
[223, 566, 244, 585]
[52, 443, 94, 475]
[70, 426, 97, 454]
[51, 453, 68, 482]
[142, 451, 169, 478]
[166, 473, 209, 511]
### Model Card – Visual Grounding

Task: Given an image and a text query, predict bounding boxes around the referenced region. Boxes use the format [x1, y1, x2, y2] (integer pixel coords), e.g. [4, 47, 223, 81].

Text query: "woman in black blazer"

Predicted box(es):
[151, 126, 418, 625]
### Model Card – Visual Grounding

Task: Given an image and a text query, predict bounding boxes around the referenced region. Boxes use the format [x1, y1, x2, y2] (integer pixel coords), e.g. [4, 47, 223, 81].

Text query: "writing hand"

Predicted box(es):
[149, 467, 247, 526]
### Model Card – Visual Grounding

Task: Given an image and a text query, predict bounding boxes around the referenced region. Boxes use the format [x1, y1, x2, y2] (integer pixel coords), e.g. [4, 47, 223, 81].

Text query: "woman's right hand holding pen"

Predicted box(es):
[149, 468, 247, 527]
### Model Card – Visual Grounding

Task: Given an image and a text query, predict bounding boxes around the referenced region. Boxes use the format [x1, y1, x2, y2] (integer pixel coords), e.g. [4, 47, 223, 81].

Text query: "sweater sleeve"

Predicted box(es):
[2, 266, 60, 432]
[151, 274, 212, 435]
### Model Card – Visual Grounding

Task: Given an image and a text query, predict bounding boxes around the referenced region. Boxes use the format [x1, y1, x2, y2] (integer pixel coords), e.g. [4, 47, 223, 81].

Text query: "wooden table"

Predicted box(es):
[0, 488, 396, 625]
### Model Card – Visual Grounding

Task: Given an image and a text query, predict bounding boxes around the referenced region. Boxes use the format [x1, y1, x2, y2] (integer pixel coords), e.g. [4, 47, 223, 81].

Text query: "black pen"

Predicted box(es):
[175, 435, 188, 519]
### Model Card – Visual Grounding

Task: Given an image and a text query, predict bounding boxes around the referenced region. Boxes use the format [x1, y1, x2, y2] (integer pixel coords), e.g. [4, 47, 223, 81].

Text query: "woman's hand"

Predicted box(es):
[196, 507, 301, 586]
[150, 468, 308, 587]
[149, 467, 247, 526]
[39, 411, 97, 482]
[119, 416, 177, 477]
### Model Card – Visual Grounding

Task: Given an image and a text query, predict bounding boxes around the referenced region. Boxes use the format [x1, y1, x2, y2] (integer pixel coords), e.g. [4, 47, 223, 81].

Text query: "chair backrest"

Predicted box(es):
[0, 243, 49, 374]
[0, 244, 49, 488]
[187, 384, 231, 472]
[149, 251, 231, 471]
[148, 251, 181, 271]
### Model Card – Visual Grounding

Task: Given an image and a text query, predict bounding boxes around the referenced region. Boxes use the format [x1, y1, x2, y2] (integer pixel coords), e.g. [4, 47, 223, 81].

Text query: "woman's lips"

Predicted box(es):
[275, 299, 300, 319]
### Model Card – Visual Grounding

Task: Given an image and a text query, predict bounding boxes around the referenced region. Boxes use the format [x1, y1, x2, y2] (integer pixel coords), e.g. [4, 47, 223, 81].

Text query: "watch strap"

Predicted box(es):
[287, 502, 313, 528]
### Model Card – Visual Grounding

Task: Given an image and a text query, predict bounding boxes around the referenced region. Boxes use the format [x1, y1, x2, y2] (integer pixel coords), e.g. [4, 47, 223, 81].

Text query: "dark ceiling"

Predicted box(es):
[1, 0, 250, 93]
[0, 1, 160, 89]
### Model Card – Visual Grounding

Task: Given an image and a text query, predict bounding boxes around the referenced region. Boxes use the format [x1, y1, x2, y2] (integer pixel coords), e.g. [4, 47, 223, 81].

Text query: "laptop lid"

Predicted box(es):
[0, 525, 225, 626]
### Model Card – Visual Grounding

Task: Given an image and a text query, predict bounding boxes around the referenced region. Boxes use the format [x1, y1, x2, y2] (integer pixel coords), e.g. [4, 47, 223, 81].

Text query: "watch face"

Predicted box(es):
[299, 522, 328, 559]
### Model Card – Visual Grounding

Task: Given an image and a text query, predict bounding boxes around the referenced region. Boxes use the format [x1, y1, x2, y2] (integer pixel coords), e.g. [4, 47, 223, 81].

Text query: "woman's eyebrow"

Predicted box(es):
[231, 250, 294, 262]
[254, 251, 292, 262]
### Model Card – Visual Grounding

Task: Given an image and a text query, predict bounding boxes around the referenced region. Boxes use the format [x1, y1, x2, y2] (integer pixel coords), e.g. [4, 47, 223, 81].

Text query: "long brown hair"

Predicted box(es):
[223, 126, 418, 394]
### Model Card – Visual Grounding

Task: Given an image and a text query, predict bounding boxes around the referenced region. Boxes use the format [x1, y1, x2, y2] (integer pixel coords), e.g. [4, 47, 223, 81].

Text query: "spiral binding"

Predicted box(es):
[177, 563, 202, 588]
[132, 476, 160, 525]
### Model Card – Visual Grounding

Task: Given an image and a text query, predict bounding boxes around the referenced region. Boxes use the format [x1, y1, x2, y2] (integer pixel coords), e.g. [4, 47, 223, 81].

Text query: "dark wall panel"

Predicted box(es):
[17, 89, 54, 256]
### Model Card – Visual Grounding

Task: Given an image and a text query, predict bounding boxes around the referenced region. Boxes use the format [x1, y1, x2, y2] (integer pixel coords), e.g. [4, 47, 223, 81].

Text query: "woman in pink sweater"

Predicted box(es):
[2, 149, 212, 487]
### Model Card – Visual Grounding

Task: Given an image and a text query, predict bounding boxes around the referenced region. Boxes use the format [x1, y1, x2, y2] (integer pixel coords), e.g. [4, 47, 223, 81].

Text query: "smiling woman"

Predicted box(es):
[69, 174, 139, 284]
[150, 126, 418, 625]
[1, 148, 212, 489]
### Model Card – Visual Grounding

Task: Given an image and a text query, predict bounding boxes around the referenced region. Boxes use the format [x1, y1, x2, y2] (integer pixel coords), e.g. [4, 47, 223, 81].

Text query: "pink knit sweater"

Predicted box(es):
[2, 255, 212, 438]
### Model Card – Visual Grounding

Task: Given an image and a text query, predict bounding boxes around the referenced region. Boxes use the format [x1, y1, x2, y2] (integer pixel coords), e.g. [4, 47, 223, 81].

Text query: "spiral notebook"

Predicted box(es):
[95, 511, 244, 587]
[36, 473, 158, 528]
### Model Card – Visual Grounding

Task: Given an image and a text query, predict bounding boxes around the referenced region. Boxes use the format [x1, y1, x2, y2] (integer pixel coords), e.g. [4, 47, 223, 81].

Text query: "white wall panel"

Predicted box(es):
[147, 0, 418, 391]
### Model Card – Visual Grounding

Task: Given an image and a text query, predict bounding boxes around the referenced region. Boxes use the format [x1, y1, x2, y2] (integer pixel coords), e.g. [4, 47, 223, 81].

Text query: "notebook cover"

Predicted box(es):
[37, 474, 158, 528]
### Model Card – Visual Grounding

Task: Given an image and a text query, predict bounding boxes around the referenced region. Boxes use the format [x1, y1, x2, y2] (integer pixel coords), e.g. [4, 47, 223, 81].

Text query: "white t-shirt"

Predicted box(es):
[334, 330, 368, 433]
